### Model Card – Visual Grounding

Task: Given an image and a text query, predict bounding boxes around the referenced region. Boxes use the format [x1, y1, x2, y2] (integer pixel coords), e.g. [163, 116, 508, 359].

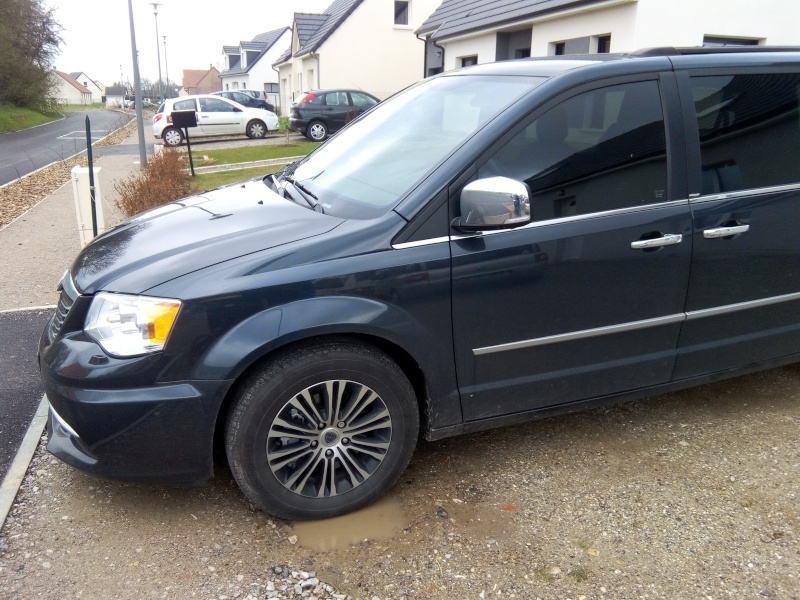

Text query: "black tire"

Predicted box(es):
[225, 340, 419, 521]
[306, 120, 328, 142]
[162, 126, 183, 147]
[246, 119, 267, 139]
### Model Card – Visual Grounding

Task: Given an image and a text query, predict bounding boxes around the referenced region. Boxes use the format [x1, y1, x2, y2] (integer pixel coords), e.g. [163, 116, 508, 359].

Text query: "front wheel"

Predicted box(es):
[162, 127, 183, 147]
[306, 120, 328, 142]
[225, 340, 419, 521]
[246, 119, 267, 139]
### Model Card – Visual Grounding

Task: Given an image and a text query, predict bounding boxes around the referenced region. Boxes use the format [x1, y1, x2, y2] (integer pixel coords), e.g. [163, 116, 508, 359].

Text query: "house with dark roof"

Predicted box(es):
[180, 65, 222, 96]
[51, 71, 93, 105]
[103, 85, 128, 109]
[220, 27, 291, 109]
[416, 0, 799, 75]
[69, 72, 104, 100]
[273, 0, 441, 110]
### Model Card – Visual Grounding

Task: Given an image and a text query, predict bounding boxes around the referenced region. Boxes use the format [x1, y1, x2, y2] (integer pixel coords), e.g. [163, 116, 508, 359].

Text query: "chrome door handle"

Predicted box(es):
[703, 224, 749, 238]
[631, 233, 683, 249]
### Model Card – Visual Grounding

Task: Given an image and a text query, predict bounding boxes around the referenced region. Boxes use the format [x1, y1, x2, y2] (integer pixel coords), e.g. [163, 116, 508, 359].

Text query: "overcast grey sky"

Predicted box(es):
[50, 0, 332, 87]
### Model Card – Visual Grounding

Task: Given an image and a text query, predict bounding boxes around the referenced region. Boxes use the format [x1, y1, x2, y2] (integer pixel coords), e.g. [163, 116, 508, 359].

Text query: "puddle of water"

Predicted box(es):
[290, 496, 407, 551]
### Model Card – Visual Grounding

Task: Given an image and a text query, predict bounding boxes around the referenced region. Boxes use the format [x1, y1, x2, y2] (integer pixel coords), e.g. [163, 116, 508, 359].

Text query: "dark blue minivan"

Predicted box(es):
[40, 47, 800, 520]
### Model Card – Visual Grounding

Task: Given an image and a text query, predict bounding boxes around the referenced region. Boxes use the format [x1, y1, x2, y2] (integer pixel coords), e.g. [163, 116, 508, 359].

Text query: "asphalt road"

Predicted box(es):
[0, 110, 132, 186]
[0, 309, 51, 483]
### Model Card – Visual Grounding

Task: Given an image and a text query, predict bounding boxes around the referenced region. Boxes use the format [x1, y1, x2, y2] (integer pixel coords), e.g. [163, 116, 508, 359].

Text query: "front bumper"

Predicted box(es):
[40, 325, 233, 485]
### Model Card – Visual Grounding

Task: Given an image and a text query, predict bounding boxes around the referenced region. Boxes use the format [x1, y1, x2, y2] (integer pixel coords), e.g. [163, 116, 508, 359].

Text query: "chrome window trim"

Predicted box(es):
[392, 236, 450, 250]
[473, 291, 800, 356]
[691, 182, 800, 204]
[452, 199, 690, 240]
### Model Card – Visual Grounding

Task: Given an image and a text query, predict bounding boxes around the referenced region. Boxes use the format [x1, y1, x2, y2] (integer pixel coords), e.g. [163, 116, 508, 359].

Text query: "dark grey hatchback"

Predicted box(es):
[40, 47, 800, 520]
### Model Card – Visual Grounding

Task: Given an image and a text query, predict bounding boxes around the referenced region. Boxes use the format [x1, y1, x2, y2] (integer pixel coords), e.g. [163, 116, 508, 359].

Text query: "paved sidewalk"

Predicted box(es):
[0, 129, 147, 311]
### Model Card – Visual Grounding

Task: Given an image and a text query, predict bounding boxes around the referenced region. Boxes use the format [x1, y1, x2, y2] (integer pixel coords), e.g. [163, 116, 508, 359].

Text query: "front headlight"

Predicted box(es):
[84, 292, 182, 357]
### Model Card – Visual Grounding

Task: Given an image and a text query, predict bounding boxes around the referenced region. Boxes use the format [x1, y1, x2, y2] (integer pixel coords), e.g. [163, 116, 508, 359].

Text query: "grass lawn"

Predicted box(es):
[59, 103, 107, 113]
[0, 106, 60, 134]
[188, 141, 319, 165]
[190, 165, 283, 193]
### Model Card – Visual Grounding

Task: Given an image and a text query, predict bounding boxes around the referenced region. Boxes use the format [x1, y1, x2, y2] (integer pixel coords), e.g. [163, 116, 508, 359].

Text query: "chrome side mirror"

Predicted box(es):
[451, 177, 531, 232]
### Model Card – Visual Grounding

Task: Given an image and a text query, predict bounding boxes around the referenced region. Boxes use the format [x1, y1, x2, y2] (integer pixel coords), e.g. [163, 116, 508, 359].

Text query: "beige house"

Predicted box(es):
[274, 0, 440, 110]
[417, 0, 800, 74]
[69, 72, 104, 100]
[52, 71, 92, 105]
[180, 66, 222, 96]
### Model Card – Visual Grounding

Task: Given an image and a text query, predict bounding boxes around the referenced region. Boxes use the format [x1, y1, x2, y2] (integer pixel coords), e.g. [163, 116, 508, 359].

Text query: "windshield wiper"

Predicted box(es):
[284, 177, 323, 213]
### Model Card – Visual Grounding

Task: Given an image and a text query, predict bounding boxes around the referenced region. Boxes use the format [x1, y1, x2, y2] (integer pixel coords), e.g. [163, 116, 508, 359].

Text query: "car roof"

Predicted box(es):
[442, 47, 800, 78]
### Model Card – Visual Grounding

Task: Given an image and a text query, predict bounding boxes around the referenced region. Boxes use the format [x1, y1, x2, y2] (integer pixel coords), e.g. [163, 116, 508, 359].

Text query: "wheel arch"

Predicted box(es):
[204, 297, 439, 456]
[212, 331, 431, 461]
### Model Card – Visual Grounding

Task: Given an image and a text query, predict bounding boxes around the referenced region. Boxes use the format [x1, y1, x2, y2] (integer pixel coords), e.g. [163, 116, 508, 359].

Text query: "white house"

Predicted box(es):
[104, 85, 127, 109]
[52, 71, 92, 105]
[274, 0, 441, 111]
[220, 27, 292, 111]
[416, 0, 800, 74]
[69, 72, 104, 102]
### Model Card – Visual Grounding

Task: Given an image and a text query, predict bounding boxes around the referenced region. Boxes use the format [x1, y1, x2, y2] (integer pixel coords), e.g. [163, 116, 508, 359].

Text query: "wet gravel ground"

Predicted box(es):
[1, 364, 799, 599]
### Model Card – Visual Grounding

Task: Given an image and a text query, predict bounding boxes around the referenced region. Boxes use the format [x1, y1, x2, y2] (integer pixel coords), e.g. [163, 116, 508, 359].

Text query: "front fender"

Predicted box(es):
[193, 296, 433, 380]
[184, 295, 462, 430]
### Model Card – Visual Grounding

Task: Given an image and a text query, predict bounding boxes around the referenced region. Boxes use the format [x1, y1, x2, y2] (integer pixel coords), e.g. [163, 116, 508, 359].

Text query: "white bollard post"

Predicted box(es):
[71, 166, 106, 247]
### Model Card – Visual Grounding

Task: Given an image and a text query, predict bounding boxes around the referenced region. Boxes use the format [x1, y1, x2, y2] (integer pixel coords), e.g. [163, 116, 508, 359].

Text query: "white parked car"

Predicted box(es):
[152, 95, 279, 146]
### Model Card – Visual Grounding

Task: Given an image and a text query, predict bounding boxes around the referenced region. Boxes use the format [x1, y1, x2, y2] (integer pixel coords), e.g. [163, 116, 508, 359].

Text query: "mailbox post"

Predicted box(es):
[171, 110, 197, 176]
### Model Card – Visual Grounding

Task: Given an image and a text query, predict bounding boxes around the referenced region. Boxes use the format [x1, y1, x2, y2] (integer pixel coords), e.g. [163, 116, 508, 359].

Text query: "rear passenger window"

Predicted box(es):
[478, 80, 667, 221]
[173, 99, 196, 111]
[690, 73, 800, 194]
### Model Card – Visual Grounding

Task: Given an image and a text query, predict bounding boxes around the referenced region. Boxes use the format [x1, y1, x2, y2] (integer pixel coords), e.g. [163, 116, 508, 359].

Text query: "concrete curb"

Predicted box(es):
[0, 305, 57, 314]
[0, 395, 48, 531]
[187, 155, 304, 175]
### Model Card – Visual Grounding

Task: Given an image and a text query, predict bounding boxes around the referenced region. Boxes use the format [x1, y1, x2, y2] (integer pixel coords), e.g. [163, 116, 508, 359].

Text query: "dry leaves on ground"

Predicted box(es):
[0, 157, 88, 229]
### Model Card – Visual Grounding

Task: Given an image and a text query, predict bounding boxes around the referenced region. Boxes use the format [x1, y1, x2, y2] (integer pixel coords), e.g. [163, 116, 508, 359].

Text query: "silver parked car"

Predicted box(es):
[152, 94, 279, 146]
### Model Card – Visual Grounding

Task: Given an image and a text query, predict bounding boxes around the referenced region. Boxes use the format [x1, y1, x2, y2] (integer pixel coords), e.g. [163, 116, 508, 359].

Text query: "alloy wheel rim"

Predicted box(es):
[266, 379, 393, 498]
[310, 124, 325, 139]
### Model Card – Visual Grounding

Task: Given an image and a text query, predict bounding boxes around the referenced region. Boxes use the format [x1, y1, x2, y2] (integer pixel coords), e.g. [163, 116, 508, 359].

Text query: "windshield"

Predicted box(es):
[288, 75, 546, 219]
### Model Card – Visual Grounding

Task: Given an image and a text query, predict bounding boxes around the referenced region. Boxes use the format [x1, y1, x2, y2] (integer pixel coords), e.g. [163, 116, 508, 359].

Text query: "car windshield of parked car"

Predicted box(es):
[288, 75, 545, 219]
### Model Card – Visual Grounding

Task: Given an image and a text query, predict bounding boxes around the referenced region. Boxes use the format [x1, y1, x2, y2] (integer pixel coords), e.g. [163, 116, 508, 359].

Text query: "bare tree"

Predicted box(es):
[0, 0, 63, 112]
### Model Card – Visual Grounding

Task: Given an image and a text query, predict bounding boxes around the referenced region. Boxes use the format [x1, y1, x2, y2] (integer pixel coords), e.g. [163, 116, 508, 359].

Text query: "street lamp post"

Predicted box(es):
[127, 0, 147, 167]
[149, 2, 163, 101]
[162, 35, 169, 99]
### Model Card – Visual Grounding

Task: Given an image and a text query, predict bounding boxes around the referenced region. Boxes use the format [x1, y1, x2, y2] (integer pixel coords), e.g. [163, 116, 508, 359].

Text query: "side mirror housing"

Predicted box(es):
[451, 177, 531, 232]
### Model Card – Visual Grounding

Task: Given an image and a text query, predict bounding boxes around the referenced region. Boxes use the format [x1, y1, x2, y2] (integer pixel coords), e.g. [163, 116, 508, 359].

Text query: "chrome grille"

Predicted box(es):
[46, 272, 79, 343]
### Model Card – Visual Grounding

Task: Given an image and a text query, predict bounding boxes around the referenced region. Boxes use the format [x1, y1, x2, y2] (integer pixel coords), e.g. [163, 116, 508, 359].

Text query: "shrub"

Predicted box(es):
[114, 148, 194, 217]
[278, 115, 292, 144]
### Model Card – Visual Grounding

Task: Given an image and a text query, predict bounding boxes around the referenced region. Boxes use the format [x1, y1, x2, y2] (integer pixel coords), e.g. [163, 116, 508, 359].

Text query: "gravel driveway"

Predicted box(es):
[1, 363, 798, 599]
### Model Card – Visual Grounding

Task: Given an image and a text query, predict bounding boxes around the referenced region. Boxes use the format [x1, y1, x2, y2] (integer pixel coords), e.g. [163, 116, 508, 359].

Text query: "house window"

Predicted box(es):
[554, 42, 566, 56]
[264, 83, 279, 94]
[460, 56, 478, 68]
[703, 35, 760, 47]
[597, 35, 611, 53]
[394, 1, 409, 26]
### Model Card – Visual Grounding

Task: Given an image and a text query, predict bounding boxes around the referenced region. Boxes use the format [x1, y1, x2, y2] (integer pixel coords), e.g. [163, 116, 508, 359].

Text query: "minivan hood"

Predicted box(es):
[71, 179, 343, 294]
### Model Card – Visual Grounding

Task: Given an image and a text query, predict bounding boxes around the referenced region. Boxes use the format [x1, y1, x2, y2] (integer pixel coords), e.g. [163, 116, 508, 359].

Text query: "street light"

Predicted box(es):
[162, 35, 169, 99]
[149, 2, 163, 101]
